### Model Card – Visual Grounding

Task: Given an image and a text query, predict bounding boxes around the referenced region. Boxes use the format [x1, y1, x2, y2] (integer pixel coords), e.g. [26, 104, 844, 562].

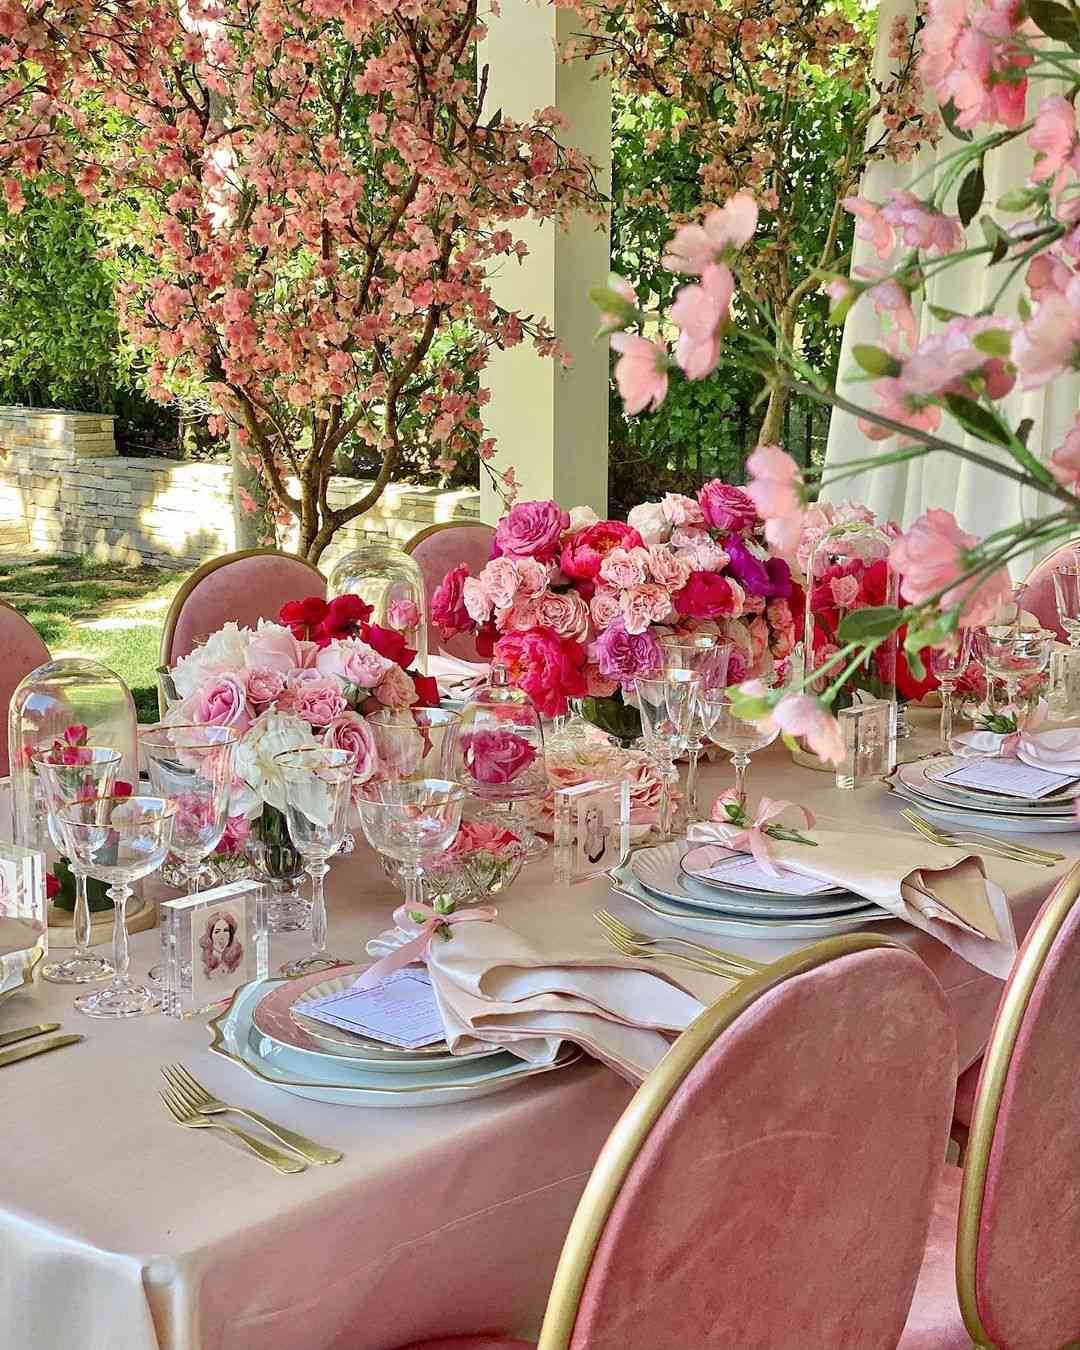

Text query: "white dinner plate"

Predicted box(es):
[889, 782, 1080, 834]
[609, 863, 889, 941]
[898, 759, 1077, 816]
[211, 979, 581, 1107]
[923, 754, 1080, 803]
[635, 841, 845, 900]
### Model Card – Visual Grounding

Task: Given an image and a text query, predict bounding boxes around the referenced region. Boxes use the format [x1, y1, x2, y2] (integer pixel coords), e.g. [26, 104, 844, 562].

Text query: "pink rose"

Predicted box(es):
[598, 546, 650, 589]
[561, 520, 645, 583]
[431, 563, 473, 638]
[186, 675, 251, 733]
[460, 728, 538, 785]
[388, 599, 420, 631]
[323, 711, 378, 784]
[646, 546, 692, 592]
[514, 557, 551, 596]
[246, 624, 305, 675]
[621, 583, 674, 634]
[374, 663, 419, 710]
[535, 589, 591, 641]
[673, 571, 742, 620]
[462, 576, 493, 625]
[316, 637, 393, 690]
[697, 480, 758, 533]
[244, 665, 286, 706]
[494, 499, 569, 562]
[830, 575, 861, 608]
[662, 493, 705, 528]
[288, 675, 348, 728]
[590, 588, 622, 630]
[495, 595, 542, 633]
[478, 556, 523, 611]
[889, 508, 1012, 626]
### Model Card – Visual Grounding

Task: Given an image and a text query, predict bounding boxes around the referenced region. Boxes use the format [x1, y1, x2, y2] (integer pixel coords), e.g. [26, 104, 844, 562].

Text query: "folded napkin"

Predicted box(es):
[951, 702, 1080, 776]
[428, 653, 489, 692]
[687, 817, 1016, 978]
[0, 915, 45, 959]
[366, 905, 723, 1081]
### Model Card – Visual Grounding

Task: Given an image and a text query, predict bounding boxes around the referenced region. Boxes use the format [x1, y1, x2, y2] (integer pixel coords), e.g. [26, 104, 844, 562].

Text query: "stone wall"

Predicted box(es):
[0, 406, 481, 570]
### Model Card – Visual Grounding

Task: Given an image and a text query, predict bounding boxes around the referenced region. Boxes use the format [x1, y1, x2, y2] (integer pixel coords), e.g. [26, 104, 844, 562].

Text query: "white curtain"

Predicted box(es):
[821, 0, 1079, 573]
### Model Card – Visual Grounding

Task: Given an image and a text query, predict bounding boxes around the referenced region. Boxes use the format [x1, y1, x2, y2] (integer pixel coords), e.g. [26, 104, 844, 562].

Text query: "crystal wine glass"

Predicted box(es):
[367, 707, 461, 780]
[929, 628, 975, 746]
[658, 638, 731, 821]
[357, 779, 466, 909]
[1052, 563, 1080, 648]
[57, 795, 175, 1018]
[701, 687, 780, 807]
[977, 626, 1054, 715]
[31, 747, 121, 984]
[274, 748, 355, 977]
[634, 671, 685, 836]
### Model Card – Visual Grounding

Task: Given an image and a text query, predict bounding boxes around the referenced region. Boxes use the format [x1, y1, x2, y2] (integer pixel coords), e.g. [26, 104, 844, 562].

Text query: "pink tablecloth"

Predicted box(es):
[0, 723, 1068, 1350]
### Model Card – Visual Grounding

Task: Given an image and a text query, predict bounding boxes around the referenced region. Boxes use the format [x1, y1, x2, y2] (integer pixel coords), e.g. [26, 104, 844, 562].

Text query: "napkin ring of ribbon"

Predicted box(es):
[951, 700, 1080, 762]
[352, 901, 497, 991]
[688, 798, 816, 877]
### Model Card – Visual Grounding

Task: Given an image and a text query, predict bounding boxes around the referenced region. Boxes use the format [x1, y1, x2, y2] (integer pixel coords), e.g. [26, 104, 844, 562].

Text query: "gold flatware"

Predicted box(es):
[158, 1086, 308, 1175]
[0, 1022, 61, 1049]
[161, 1063, 342, 1166]
[0, 1033, 83, 1068]
[596, 910, 765, 978]
[599, 920, 740, 981]
[900, 809, 1063, 867]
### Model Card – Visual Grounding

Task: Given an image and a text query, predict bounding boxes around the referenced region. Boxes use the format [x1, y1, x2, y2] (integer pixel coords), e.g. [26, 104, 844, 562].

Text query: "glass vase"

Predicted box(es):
[244, 805, 310, 933]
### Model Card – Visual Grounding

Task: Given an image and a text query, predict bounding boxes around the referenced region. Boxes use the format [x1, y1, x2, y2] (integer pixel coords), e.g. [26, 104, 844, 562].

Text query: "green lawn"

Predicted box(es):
[0, 554, 182, 722]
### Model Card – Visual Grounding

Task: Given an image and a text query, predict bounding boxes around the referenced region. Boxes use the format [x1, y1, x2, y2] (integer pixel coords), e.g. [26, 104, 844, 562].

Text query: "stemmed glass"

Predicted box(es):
[57, 795, 175, 1018]
[31, 747, 121, 984]
[701, 686, 780, 808]
[1052, 563, 1080, 647]
[929, 628, 975, 745]
[976, 626, 1055, 715]
[634, 672, 687, 836]
[274, 748, 355, 977]
[658, 637, 732, 821]
[357, 779, 466, 909]
[139, 723, 237, 985]
[367, 707, 461, 780]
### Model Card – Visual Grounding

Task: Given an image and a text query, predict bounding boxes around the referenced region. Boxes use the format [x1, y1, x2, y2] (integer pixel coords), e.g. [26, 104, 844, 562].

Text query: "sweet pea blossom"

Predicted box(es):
[745, 444, 806, 557]
[888, 508, 1012, 625]
[1014, 277, 1080, 389]
[669, 263, 734, 379]
[768, 693, 846, 765]
[663, 193, 758, 274]
[919, 0, 1031, 130]
[1049, 416, 1080, 491]
[842, 196, 895, 260]
[1029, 96, 1080, 191]
[610, 333, 669, 414]
[880, 191, 963, 256]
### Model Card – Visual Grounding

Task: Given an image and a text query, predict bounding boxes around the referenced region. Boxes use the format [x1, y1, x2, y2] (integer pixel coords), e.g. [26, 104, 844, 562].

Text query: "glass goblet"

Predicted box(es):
[357, 779, 466, 909]
[660, 664, 711, 821]
[634, 672, 682, 836]
[31, 747, 121, 984]
[701, 688, 780, 808]
[367, 707, 461, 780]
[1052, 564, 1080, 648]
[977, 626, 1054, 715]
[274, 748, 355, 977]
[57, 795, 175, 1018]
[929, 628, 974, 746]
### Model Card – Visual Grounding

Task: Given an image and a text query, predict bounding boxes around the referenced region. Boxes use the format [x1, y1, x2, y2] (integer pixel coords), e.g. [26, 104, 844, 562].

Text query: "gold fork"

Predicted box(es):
[596, 910, 765, 978]
[158, 1086, 308, 1174]
[598, 918, 743, 980]
[162, 1064, 342, 1165]
[900, 809, 1063, 866]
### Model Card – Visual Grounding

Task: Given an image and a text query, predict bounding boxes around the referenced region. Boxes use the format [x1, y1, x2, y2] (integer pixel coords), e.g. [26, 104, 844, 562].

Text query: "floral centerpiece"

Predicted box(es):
[539, 732, 673, 842]
[431, 491, 798, 737]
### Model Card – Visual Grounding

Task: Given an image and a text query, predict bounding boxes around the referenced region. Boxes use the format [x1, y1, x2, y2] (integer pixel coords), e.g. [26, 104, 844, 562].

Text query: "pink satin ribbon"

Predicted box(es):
[696, 797, 815, 877]
[351, 901, 497, 991]
[952, 702, 1080, 765]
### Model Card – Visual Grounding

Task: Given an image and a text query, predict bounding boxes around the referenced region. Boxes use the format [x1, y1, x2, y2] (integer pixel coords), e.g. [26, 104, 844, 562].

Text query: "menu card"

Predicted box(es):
[940, 757, 1078, 800]
[687, 851, 835, 895]
[300, 969, 445, 1049]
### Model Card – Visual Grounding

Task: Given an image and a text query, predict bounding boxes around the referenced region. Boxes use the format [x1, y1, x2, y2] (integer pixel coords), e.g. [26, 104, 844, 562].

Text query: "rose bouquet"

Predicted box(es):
[431, 491, 797, 735]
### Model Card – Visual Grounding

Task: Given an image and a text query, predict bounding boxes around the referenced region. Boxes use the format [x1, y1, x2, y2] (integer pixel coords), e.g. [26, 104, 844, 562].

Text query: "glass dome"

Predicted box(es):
[9, 658, 138, 853]
[327, 540, 428, 673]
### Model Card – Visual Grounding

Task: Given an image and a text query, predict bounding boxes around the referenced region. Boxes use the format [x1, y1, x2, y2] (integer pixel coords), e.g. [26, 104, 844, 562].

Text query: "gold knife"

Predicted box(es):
[0, 1023, 61, 1050]
[0, 1034, 83, 1067]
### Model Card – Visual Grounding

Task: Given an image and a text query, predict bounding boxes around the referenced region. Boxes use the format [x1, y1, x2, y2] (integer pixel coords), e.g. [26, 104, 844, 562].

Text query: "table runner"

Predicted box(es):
[0, 718, 1069, 1350]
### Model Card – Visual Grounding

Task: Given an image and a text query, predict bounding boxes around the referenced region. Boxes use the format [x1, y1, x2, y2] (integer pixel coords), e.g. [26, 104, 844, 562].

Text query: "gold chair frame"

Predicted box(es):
[955, 860, 1080, 1348]
[536, 932, 911, 1349]
[403, 519, 495, 555]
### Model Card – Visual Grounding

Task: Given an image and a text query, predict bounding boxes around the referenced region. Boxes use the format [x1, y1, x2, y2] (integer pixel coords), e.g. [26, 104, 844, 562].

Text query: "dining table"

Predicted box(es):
[0, 710, 1072, 1350]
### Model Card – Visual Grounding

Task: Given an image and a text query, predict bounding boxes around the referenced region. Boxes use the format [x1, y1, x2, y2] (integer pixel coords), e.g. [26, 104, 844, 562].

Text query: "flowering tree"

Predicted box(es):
[1, 0, 596, 560]
[597, 0, 1080, 759]
[573, 0, 938, 446]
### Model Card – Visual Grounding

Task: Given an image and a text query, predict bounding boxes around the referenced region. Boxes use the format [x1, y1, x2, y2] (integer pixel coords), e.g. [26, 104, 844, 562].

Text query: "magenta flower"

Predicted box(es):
[663, 194, 758, 274]
[494, 499, 569, 562]
[590, 618, 662, 688]
[460, 728, 538, 785]
[697, 479, 757, 533]
[431, 562, 473, 638]
[610, 333, 669, 414]
[888, 508, 1012, 626]
[673, 571, 742, 620]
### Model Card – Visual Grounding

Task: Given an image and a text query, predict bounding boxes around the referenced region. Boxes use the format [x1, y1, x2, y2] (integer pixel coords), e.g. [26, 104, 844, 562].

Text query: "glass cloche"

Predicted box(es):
[9, 658, 139, 853]
[327, 540, 428, 673]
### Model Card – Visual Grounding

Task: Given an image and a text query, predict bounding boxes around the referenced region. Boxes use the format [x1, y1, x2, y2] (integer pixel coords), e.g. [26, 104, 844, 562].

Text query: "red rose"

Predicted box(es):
[279, 595, 328, 641]
[364, 623, 416, 668]
[313, 593, 375, 646]
[673, 571, 741, 620]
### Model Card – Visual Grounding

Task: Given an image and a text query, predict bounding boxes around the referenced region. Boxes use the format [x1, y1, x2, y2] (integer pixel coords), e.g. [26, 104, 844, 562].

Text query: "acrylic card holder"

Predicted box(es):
[160, 879, 269, 1018]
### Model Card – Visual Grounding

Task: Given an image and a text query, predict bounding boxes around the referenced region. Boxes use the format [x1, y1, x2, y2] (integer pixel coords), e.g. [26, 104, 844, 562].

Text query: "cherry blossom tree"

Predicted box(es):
[2, 0, 597, 560]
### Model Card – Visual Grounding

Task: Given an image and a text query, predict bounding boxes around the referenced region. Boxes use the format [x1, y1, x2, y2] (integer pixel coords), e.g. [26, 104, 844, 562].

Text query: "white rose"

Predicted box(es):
[232, 709, 320, 813]
[568, 505, 600, 531]
[626, 501, 670, 546]
[172, 622, 251, 697]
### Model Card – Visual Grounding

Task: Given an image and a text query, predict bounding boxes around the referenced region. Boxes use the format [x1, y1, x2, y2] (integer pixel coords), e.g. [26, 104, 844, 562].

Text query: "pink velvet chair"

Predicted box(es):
[0, 599, 50, 775]
[406, 522, 495, 662]
[900, 860, 1080, 1349]
[160, 548, 325, 669]
[394, 934, 957, 1350]
[1019, 539, 1080, 641]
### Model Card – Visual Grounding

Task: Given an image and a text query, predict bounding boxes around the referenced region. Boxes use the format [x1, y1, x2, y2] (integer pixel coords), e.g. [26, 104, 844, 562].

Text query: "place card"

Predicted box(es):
[687, 850, 834, 895]
[940, 756, 1078, 800]
[159, 880, 268, 1018]
[302, 970, 445, 1049]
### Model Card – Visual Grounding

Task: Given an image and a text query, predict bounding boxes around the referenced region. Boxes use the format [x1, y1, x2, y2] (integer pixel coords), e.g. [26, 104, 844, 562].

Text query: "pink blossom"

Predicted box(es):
[323, 711, 378, 784]
[858, 269, 917, 349]
[287, 675, 347, 728]
[621, 583, 674, 633]
[462, 576, 493, 626]
[186, 675, 251, 734]
[431, 563, 472, 637]
[698, 480, 758, 532]
[889, 508, 1012, 626]
[596, 273, 638, 331]
[1029, 96, 1080, 190]
[374, 663, 419, 710]
[599, 546, 650, 589]
[879, 191, 964, 256]
[534, 589, 591, 641]
[493, 499, 569, 562]
[388, 599, 420, 631]
[478, 556, 524, 611]
[244, 665, 287, 706]
[663, 194, 759, 274]
[1049, 417, 1080, 491]
[660, 493, 705, 528]
[843, 196, 894, 260]
[590, 619, 663, 688]
[1015, 280, 1080, 389]
[859, 378, 943, 445]
[1027, 254, 1072, 302]
[670, 263, 733, 379]
[246, 624, 304, 675]
[745, 444, 805, 557]
[768, 692, 845, 765]
[646, 546, 692, 592]
[610, 333, 669, 414]
[495, 595, 542, 633]
[921, 0, 1031, 131]
[493, 628, 588, 718]
[315, 637, 393, 690]
[590, 588, 622, 629]
[830, 575, 861, 608]
[460, 728, 538, 785]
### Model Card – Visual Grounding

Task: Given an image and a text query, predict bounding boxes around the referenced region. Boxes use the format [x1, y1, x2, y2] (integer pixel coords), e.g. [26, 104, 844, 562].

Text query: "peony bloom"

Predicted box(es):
[626, 500, 670, 546]
[673, 571, 743, 620]
[670, 263, 734, 379]
[431, 563, 473, 638]
[697, 480, 758, 533]
[172, 622, 250, 698]
[889, 508, 1012, 625]
[663, 193, 759, 274]
[590, 618, 663, 688]
[460, 728, 538, 785]
[493, 499, 569, 562]
[560, 520, 645, 582]
[744, 444, 806, 558]
[323, 711, 379, 784]
[232, 710, 320, 814]
[493, 628, 589, 718]
[768, 692, 846, 765]
[315, 636, 393, 690]
[610, 333, 669, 414]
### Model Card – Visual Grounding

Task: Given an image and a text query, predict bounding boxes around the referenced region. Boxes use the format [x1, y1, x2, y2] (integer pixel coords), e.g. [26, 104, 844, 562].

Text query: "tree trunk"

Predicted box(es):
[757, 382, 789, 448]
[230, 427, 276, 550]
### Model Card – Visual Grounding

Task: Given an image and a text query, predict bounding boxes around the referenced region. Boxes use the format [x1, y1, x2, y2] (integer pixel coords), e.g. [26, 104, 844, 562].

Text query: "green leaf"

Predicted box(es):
[728, 688, 776, 722]
[972, 328, 1011, 357]
[997, 186, 1042, 213]
[1027, 0, 1080, 44]
[1018, 294, 1032, 322]
[980, 216, 1009, 264]
[928, 304, 965, 323]
[940, 100, 974, 143]
[907, 647, 927, 682]
[943, 392, 1013, 447]
[852, 344, 901, 378]
[957, 164, 985, 228]
[836, 605, 906, 643]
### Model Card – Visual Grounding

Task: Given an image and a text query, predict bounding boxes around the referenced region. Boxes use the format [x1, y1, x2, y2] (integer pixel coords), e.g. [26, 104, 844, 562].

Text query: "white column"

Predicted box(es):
[478, 1, 611, 521]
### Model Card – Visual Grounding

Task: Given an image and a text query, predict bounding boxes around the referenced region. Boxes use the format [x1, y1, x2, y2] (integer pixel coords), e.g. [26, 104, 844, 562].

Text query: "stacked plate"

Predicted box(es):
[891, 755, 1080, 835]
[610, 841, 889, 941]
[208, 966, 579, 1107]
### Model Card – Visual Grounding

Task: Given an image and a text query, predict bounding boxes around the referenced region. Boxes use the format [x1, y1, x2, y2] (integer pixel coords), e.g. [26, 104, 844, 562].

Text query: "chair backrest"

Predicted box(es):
[160, 548, 325, 668]
[406, 522, 495, 661]
[537, 935, 958, 1350]
[0, 600, 50, 776]
[1020, 539, 1080, 641]
[956, 861, 1080, 1349]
